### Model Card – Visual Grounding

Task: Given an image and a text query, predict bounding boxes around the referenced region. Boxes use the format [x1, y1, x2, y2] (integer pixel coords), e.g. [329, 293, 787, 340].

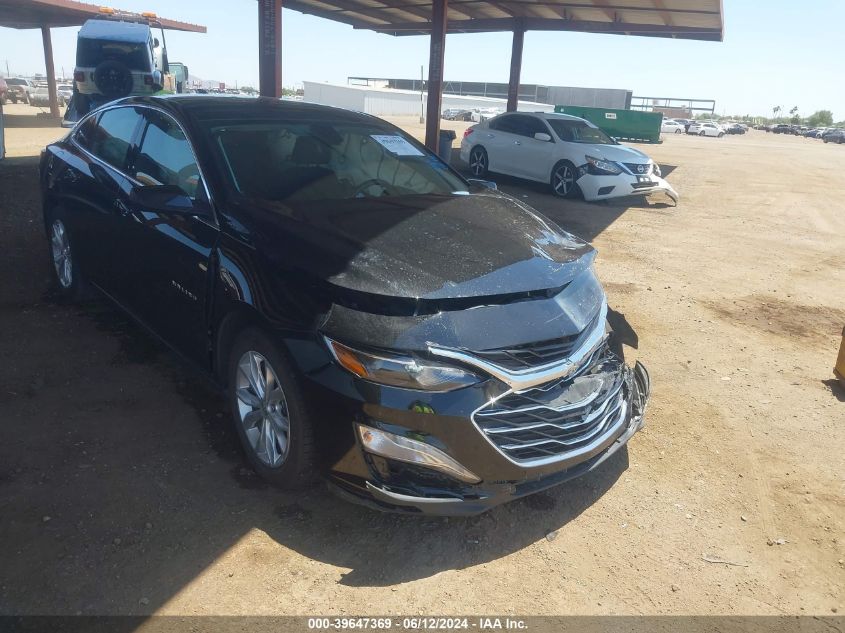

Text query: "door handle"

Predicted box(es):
[514, 140, 521, 145]
[114, 199, 130, 216]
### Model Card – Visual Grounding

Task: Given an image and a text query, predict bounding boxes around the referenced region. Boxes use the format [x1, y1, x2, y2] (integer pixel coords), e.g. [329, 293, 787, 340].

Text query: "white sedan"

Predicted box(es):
[661, 119, 685, 134]
[460, 111, 678, 203]
[687, 122, 724, 137]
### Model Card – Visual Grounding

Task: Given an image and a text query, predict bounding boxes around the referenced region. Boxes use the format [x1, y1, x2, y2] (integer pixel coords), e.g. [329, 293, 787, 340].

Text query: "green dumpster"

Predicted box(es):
[554, 105, 663, 143]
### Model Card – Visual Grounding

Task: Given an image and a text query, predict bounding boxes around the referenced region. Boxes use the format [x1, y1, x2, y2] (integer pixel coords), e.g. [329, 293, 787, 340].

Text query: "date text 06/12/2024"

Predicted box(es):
[307, 618, 528, 630]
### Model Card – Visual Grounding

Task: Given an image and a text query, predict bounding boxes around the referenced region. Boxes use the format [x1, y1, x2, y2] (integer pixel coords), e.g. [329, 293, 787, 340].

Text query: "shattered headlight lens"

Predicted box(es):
[325, 337, 481, 392]
[585, 155, 623, 175]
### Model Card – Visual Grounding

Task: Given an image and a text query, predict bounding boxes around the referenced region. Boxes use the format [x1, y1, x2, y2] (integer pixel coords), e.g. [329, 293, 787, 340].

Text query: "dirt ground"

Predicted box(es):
[0, 104, 843, 616]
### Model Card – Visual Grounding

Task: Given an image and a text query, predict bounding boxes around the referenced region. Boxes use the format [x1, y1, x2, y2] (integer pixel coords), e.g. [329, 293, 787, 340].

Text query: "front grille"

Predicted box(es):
[623, 162, 653, 175]
[472, 314, 599, 371]
[472, 351, 628, 463]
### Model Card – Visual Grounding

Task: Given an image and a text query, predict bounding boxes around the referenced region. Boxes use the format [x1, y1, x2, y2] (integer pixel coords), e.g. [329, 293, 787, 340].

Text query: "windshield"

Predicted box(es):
[77, 39, 151, 71]
[208, 120, 468, 202]
[547, 119, 616, 145]
[7, 79, 27, 86]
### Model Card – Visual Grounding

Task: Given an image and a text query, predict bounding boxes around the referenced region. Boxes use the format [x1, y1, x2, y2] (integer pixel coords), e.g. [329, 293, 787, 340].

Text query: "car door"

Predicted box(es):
[59, 106, 144, 291]
[483, 114, 524, 176]
[117, 106, 218, 364]
[510, 115, 557, 182]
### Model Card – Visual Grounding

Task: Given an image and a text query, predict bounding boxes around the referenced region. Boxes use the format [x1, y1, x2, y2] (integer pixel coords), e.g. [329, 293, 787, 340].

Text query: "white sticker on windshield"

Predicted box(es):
[370, 135, 424, 156]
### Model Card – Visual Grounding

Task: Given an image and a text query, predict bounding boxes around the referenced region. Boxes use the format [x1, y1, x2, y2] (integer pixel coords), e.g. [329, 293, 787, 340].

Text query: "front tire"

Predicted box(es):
[550, 161, 579, 199]
[468, 146, 489, 178]
[718, 132, 724, 138]
[675, 128, 682, 134]
[699, 131, 706, 136]
[227, 328, 315, 489]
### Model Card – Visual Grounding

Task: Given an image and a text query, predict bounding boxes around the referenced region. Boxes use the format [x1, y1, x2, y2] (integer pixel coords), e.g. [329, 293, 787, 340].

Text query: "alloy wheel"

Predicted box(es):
[235, 351, 290, 468]
[469, 148, 487, 176]
[50, 219, 73, 289]
[553, 164, 575, 196]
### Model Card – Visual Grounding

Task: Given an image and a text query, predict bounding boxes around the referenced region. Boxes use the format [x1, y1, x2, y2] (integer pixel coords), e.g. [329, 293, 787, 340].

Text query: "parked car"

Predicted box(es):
[725, 123, 746, 135]
[39, 96, 651, 515]
[5, 77, 34, 104]
[469, 107, 502, 123]
[29, 84, 54, 108]
[687, 122, 724, 137]
[822, 129, 845, 144]
[461, 111, 677, 203]
[661, 119, 684, 134]
[57, 83, 74, 103]
[442, 108, 472, 121]
[771, 124, 793, 134]
[0, 78, 7, 105]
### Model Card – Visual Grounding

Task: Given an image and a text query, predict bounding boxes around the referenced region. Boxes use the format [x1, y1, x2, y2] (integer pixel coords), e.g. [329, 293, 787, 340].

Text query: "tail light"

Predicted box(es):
[73, 70, 84, 82]
[144, 75, 154, 85]
[463, 127, 475, 139]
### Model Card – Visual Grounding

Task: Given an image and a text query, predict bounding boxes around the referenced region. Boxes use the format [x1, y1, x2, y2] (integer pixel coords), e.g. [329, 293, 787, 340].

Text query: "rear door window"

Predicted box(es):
[87, 106, 143, 171]
[133, 110, 200, 198]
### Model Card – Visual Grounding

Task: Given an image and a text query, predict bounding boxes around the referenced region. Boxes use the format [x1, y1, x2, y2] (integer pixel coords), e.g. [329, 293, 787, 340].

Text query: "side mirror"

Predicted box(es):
[153, 37, 160, 48]
[130, 185, 200, 214]
[534, 132, 552, 142]
[467, 178, 498, 191]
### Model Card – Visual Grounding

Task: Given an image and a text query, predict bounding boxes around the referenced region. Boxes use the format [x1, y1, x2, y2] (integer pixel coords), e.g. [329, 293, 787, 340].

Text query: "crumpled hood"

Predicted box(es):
[228, 191, 595, 303]
[586, 143, 651, 164]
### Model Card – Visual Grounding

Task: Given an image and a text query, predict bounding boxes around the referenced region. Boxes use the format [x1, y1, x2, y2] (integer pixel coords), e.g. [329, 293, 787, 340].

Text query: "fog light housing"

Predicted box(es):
[357, 424, 481, 484]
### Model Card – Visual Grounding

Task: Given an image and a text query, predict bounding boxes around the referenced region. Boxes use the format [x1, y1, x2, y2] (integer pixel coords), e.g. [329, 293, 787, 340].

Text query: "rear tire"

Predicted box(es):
[468, 146, 489, 178]
[674, 128, 682, 134]
[550, 160, 580, 199]
[699, 131, 706, 136]
[45, 207, 86, 302]
[227, 328, 316, 489]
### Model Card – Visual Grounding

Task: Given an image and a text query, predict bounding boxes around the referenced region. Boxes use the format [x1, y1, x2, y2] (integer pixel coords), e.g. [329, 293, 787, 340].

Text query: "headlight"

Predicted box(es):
[653, 163, 662, 177]
[585, 155, 622, 175]
[325, 337, 481, 392]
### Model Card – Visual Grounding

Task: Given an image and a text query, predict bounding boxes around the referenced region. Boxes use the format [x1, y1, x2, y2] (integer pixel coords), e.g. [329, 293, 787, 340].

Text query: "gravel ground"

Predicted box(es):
[0, 106, 842, 616]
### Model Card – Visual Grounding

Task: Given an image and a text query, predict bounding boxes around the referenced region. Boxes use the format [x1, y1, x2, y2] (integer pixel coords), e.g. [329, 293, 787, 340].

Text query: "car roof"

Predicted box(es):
[113, 95, 385, 125]
[532, 112, 586, 122]
[78, 19, 151, 43]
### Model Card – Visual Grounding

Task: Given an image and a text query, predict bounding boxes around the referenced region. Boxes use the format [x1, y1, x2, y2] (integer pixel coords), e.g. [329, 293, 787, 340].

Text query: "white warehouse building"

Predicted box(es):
[302, 81, 554, 117]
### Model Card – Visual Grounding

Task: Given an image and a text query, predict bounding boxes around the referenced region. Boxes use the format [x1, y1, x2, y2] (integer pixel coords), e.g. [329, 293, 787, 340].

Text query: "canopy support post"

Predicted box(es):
[258, 0, 283, 97]
[41, 26, 59, 118]
[506, 25, 524, 113]
[424, 0, 448, 152]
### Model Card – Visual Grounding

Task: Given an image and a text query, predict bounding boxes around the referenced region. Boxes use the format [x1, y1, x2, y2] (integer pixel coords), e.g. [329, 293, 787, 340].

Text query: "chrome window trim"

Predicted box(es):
[428, 298, 608, 392]
[69, 101, 218, 228]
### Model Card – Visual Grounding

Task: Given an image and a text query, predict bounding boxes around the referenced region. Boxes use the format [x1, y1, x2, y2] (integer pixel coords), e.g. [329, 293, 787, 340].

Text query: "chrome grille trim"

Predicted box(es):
[468, 348, 630, 467]
[481, 380, 624, 434]
[427, 299, 608, 392]
[499, 400, 626, 451]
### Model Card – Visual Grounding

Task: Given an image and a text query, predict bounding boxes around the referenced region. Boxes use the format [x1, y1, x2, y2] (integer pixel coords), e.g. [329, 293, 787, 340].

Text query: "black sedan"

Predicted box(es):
[823, 129, 845, 144]
[39, 96, 650, 515]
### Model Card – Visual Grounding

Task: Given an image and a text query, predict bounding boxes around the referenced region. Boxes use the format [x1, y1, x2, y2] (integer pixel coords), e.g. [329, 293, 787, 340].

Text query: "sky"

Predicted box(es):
[1, 0, 843, 119]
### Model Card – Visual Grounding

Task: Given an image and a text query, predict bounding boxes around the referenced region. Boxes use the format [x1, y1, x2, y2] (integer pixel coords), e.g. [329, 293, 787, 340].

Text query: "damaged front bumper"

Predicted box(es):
[324, 347, 651, 516]
[577, 171, 679, 205]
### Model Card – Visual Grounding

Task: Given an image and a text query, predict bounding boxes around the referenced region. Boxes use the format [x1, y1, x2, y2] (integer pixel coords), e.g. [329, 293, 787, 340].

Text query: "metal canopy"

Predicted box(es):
[0, 0, 206, 32]
[282, 0, 723, 40]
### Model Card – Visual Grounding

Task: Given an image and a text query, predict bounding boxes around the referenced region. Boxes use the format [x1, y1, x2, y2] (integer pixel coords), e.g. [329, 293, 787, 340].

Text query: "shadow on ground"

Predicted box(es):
[0, 156, 630, 615]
